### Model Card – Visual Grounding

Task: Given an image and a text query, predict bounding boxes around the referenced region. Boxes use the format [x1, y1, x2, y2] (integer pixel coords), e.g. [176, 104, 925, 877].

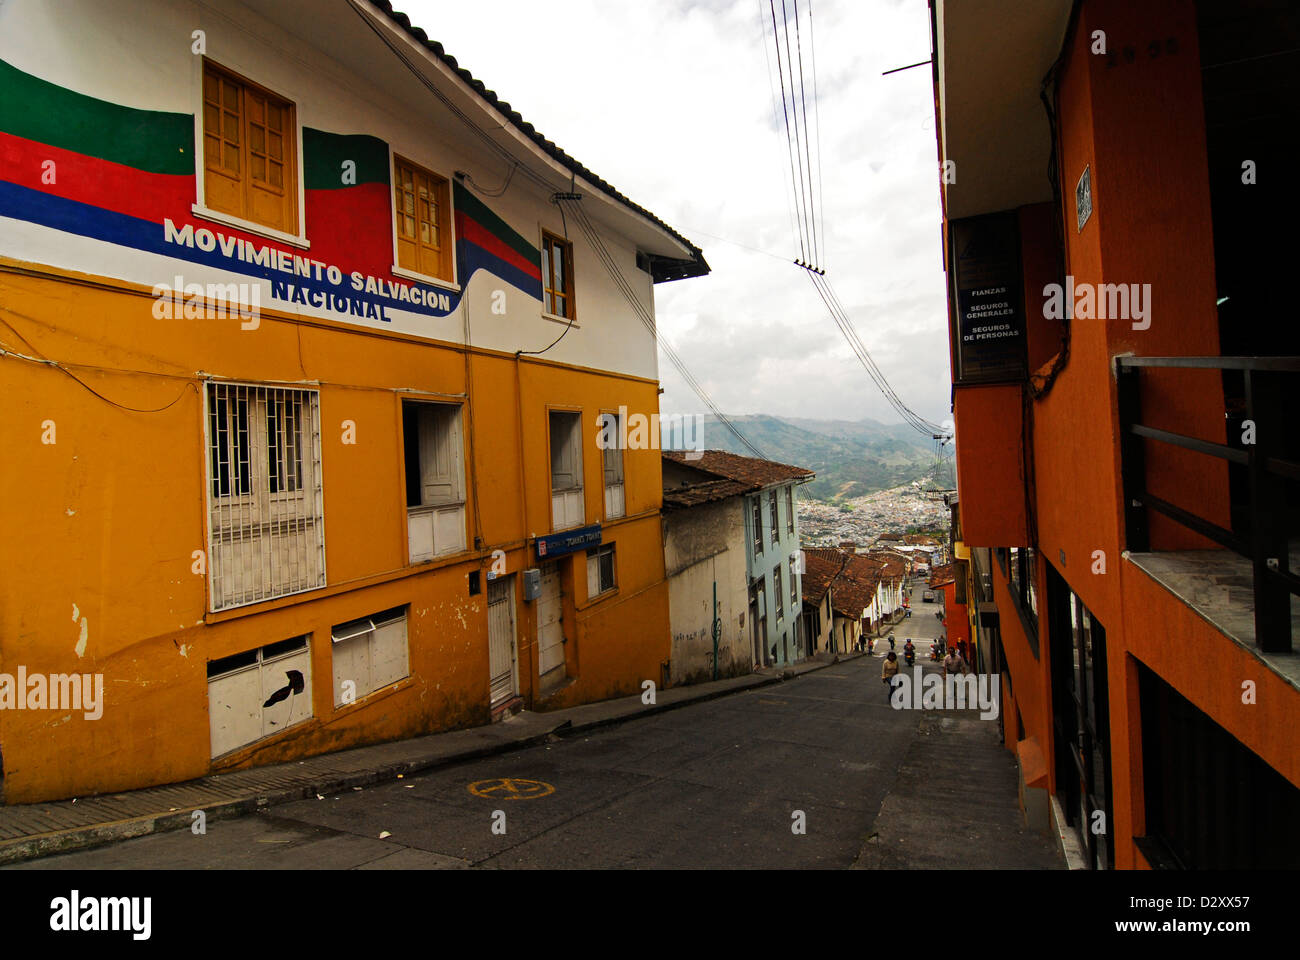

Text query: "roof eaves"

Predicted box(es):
[368, 1, 710, 282]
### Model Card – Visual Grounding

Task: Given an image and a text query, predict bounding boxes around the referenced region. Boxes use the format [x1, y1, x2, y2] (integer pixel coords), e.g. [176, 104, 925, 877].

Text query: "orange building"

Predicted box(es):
[0, 0, 706, 803]
[932, 0, 1300, 868]
[928, 561, 968, 656]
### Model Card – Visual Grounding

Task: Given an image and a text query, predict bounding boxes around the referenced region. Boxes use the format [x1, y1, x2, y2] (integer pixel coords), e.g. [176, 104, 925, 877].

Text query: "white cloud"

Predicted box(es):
[399, 0, 950, 426]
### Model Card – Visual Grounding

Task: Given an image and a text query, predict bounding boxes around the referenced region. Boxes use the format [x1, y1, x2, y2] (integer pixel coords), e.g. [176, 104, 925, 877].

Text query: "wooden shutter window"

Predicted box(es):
[201, 61, 297, 235]
[394, 157, 453, 282]
[542, 232, 575, 319]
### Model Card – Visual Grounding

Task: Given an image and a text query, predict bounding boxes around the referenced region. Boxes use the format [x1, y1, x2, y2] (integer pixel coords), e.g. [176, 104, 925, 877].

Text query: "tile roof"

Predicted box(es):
[865, 549, 910, 578]
[663, 450, 815, 488]
[801, 547, 899, 619]
[800, 550, 844, 603]
[661, 478, 753, 510]
[370, 1, 708, 282]
[928, 563, 957, 587]
[831, 554, 885, 618]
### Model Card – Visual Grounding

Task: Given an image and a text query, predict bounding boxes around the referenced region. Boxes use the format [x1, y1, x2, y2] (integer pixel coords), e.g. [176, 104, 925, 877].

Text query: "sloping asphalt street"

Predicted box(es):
[10, 651, 1061, 870]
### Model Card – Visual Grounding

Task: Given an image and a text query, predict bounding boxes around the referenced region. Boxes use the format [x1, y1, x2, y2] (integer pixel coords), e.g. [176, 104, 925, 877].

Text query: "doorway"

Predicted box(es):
[536, 562, 565, 689]
[749, 580, 767, 667]
[487, 575, 518, 707]
[1047, 563, 1113, 869]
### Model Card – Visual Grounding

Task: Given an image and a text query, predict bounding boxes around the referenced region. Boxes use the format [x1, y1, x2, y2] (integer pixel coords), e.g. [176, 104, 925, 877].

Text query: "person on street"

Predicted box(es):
[944, 647, 965, 677]
[882, 651, 900, 703]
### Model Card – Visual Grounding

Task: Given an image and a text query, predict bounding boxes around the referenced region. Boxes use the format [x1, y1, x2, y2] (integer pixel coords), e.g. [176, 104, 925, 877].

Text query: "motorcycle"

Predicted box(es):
[904, 644, 915, 667]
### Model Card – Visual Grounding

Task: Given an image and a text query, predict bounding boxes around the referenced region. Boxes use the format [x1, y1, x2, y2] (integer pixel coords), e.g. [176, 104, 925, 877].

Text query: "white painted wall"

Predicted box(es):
[663, 498, 750, 684]
[0, 0, 670, 381]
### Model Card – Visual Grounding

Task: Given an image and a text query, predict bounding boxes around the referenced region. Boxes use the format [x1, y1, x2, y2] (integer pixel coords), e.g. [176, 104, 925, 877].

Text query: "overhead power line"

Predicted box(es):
[757, 0, 950, 441]
[558, 198, 767, 460]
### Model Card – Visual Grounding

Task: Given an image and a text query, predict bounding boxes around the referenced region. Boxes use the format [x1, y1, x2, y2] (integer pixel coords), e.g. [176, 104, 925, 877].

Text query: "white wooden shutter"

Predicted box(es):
[550, 413, 580, 490]
[419, 406, 455, 504]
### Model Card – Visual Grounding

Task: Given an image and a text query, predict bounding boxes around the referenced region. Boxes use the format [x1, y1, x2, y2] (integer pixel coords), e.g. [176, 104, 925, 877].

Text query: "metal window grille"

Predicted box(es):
[205, 382, 325, 611]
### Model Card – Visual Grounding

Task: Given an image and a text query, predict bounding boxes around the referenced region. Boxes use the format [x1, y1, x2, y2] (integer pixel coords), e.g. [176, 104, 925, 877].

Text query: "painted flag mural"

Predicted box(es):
[0, 57, 544, 329]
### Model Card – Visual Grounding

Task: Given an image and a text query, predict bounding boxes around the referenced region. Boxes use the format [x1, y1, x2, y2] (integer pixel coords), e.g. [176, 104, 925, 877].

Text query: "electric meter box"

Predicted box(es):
[523, 568, 541, 602]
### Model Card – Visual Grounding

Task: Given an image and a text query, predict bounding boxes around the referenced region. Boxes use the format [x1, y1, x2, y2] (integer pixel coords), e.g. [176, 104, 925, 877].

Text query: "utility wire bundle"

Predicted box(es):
[557, 198, 767, 460]
[760, 0, 950, 442]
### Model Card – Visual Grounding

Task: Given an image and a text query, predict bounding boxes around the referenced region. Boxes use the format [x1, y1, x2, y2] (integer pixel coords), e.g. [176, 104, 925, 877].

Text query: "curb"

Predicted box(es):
[0, 722, 569, 866]
[557, 674, 784, 737]
[0, 654, 859, 866]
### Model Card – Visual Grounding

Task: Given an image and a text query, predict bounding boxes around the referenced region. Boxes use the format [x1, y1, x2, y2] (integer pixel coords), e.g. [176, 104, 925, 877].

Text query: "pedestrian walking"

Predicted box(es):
[944, 648, 964, 677]
[882, 651, 900, 703]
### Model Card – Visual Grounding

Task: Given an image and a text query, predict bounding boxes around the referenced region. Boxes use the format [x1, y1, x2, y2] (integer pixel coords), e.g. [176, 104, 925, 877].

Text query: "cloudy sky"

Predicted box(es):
[403, 0, 950, 428]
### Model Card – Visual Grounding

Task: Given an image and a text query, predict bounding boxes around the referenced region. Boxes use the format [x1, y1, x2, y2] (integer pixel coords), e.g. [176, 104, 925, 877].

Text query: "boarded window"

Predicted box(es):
[207, 636, 311, 758]
[332, 606, 410, 707]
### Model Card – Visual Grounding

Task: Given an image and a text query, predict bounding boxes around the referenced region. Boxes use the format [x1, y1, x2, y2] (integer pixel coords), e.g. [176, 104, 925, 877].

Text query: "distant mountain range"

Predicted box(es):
[671, 414, 956, 501]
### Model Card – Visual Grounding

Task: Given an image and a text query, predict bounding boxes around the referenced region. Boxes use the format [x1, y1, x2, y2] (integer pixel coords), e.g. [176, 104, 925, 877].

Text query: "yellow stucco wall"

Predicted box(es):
[0, 263, 671, 802]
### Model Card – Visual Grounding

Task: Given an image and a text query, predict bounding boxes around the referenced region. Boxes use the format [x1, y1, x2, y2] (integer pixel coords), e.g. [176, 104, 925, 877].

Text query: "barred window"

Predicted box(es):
[586, 543, 616, 598]
[206, 382, 325, 611]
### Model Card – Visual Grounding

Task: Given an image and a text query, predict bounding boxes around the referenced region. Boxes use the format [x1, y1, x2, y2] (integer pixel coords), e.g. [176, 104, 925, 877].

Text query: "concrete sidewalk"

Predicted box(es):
[852, 708, 1065, 870]
[0, 652, 858, 865]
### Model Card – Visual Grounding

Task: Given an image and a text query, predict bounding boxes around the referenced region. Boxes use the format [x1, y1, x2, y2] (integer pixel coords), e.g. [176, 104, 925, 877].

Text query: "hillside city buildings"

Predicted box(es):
[799, 482, 949, 547]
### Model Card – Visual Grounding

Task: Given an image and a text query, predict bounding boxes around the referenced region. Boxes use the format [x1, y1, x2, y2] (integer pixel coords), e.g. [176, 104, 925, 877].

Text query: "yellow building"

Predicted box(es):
[0, 0, 708, 803]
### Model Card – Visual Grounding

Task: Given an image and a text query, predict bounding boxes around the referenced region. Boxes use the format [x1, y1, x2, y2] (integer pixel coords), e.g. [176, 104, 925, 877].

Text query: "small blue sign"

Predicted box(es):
[535, 524, 602, 561]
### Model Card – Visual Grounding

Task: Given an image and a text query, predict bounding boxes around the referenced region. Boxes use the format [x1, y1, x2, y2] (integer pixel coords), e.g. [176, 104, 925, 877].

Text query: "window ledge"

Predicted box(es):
[331, 675, 415, 715]
[577, 587, 619, 612]
[542, 311, 579, 328]
[191, 204, 311, 250]
[391, 265, 460, 292]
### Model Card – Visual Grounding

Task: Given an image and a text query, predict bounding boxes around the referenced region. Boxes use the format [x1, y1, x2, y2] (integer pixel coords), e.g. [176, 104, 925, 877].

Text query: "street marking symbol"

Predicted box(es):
[468, 778, 555, 800]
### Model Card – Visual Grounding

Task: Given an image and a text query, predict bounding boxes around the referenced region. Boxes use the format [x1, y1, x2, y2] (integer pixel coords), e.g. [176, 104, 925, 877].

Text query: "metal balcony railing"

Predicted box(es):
[1116, 355, 1300, 653]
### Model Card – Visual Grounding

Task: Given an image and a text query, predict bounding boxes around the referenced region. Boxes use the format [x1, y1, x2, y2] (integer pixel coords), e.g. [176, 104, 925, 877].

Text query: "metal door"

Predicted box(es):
[1048, 564, 1113, 869]
[488, 576, 518, 706]
[537, 563, 565, 677]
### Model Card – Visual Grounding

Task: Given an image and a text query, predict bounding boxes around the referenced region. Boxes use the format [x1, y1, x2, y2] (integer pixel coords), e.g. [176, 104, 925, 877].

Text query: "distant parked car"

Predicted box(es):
[922, 589, 936, 602]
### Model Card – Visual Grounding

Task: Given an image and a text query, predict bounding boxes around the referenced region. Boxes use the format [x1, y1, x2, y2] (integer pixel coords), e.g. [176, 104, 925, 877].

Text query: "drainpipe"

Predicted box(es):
[711, 579, 721, 680]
